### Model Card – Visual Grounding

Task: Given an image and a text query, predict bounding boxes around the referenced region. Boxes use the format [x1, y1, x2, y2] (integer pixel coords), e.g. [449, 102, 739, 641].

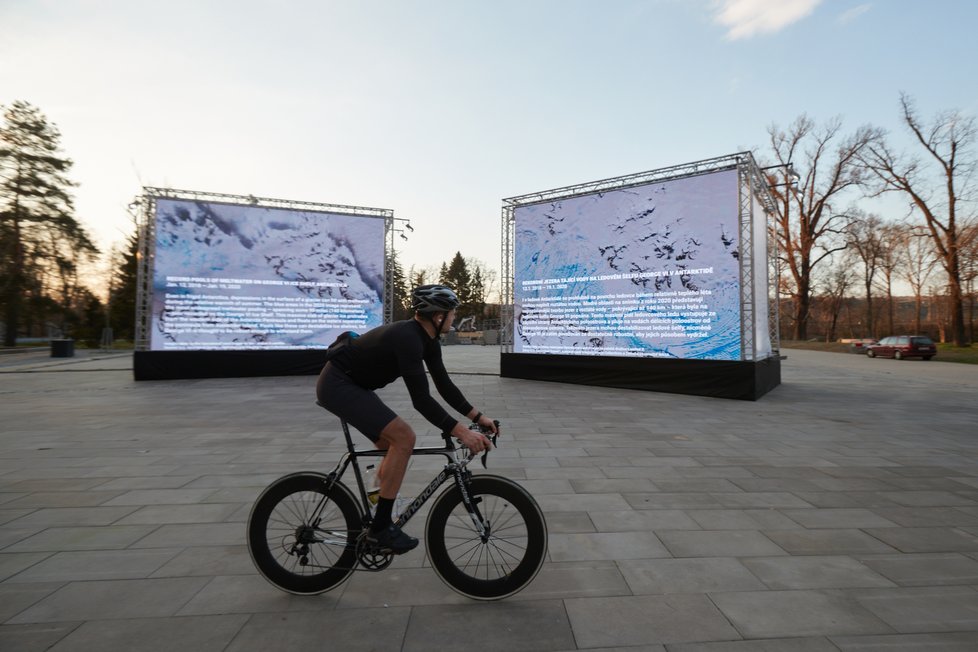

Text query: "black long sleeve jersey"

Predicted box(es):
[330, 319, 472, 433]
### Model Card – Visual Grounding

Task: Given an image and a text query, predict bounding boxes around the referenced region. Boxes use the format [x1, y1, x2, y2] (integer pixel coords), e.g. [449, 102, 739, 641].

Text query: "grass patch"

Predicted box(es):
[780, 339, 978, 364]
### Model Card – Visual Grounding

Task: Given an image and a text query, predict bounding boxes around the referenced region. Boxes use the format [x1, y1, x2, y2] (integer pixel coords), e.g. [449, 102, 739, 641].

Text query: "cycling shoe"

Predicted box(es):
[367, 524, 419, 555]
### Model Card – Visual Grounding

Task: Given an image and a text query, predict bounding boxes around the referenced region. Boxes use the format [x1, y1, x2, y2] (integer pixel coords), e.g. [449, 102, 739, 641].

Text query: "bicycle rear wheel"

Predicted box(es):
[425, 474, 547, 600]
[247, 472, 362, 595]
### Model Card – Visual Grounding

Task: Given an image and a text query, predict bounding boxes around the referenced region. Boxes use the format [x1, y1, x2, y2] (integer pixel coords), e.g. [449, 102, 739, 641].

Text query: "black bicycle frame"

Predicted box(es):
[317, 420, 485, 536]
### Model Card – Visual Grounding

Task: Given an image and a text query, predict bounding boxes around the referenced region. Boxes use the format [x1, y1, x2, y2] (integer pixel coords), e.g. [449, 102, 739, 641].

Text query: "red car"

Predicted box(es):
[866, 335, 937, 360]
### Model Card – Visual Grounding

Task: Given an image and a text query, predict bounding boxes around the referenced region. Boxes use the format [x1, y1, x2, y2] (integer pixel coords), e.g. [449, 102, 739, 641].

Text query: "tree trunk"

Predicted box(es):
[914, 292, 923, 334]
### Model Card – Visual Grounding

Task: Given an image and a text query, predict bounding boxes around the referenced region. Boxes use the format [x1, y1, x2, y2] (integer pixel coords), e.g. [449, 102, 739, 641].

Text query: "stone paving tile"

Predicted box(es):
[548, 531, 671, 561]
[872, 506, 978, 527]
[150, 545, 255, 578]
[0, 582, 63, 623]
[4, 505, 140, 528]
[127, 522, 244, 548]
[878, 491, 977, 507]
[4, 525, 156, 552]
[623, 492, 725, 510]
[177, 574, 340, 615]
[762, 529, 898, 555]
[513, 560, 630, 600]
[8, 577, 211, 623]
[657, 530, 787, 557]
[46, 615, 248, 652]
[115, 503, 242, 525]
[94, 475, 200, 490]
[102, 488, 220, 506]
[687, 509, 801, 530]
[780, 508, 899, 529]
[0, 526, 44, 550]
[740, 555, 895, 590]
[538, 511, 594, 533]
[570, 478, 658, 493]
[829, 632, 978, 651]
[790, 492, 904, 509]
[0, 508, 34, 526]
[667, 638, 838, 651]
[405, 600, 575, 652]
[0, 552, 49, 581]
[588, 509, 700, 532]
[225, 608, 410, 652]
[564, 594, 741, 647]
[848, 585, 978, 633]
[0, 622, 80, 651]
[713, 492, 815, 509]
[618, 557, 766, 594]
[6, 548, 180, 583]
[335, 566, 474, 608]
[856, 552, 978, 586]
[861, 526, 978, 553]
[709, 589, 894, 638]
[535, 493, 633, 512]
[3, 491, 125, 509]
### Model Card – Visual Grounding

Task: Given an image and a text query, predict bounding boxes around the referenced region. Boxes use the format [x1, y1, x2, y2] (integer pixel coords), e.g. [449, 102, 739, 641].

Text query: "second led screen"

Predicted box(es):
[513, 168, 742, 361]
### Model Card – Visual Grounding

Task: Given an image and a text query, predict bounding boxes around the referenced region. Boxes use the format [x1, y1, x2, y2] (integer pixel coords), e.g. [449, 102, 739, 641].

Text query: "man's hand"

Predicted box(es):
[452, 421, 494, 454]
[473, 413, 498, 435]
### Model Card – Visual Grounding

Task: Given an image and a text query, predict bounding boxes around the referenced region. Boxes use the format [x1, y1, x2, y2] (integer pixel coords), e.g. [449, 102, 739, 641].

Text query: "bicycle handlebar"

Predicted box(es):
[457, 420, 500, 468]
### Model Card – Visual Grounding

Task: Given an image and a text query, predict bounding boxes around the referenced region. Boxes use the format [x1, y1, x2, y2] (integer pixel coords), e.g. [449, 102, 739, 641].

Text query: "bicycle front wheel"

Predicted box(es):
[247, 472, 362, 595]
[425, 474, 547, 600]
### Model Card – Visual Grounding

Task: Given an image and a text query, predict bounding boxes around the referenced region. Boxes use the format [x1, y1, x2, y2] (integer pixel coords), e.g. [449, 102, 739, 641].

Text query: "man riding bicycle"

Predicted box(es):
[316, 284, 497, 554]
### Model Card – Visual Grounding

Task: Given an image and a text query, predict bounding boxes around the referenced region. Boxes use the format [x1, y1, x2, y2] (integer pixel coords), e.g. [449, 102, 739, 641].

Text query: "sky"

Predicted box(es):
[2, 0, 977, 291]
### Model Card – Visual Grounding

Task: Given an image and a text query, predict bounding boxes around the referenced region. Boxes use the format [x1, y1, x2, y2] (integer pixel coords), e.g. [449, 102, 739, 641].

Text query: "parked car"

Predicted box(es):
[865, 335, 937, 360]
[845, 338, 879, 353]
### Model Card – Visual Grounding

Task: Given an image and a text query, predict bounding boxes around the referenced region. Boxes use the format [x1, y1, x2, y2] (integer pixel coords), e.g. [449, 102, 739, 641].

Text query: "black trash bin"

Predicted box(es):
[51, 339, 75, 358]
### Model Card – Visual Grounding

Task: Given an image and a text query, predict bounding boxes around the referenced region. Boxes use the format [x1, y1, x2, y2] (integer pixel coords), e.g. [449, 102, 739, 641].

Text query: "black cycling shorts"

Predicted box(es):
[316, 362, 397, 442]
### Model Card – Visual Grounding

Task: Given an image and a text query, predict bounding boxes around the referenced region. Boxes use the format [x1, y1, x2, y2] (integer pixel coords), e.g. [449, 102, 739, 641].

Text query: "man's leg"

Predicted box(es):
[375, 417, 415, 500]
[367, 417, 419, 553]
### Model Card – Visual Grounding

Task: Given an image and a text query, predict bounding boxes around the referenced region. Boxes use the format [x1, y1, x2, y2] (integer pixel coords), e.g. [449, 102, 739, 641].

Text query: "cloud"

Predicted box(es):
[713, 0, 822, 40]
[838, 3, 872, 25]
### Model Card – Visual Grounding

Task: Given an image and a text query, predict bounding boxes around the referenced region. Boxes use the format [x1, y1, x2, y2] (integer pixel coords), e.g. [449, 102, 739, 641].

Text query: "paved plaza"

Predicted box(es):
[2, 345, 978, 651]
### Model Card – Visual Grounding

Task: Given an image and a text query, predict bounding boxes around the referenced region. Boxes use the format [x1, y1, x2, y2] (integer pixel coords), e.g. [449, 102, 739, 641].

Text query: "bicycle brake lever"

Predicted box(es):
[480, 421, 500, 469]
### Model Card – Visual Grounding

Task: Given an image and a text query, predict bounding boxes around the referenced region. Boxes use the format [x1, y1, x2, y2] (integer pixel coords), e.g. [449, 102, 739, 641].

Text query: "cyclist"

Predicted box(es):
[316, 284, 497, 554]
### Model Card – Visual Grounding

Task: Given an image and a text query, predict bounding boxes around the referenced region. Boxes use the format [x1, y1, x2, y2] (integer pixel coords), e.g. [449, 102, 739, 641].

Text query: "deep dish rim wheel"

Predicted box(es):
[247, 472, 362, 595]
[425, 474, 547, 601]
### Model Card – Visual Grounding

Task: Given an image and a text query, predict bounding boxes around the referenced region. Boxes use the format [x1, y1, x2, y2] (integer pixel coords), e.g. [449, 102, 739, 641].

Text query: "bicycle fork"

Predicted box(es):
[454, 468, 490, 542]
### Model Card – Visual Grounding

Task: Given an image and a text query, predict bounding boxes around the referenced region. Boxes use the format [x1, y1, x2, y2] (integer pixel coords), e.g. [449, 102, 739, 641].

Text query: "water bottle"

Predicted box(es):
[364, 464, 380, 506]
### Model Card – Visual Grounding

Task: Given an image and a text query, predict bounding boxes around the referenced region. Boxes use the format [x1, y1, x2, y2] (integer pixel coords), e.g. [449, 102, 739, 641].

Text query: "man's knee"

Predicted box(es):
[380, 417, 416, 451]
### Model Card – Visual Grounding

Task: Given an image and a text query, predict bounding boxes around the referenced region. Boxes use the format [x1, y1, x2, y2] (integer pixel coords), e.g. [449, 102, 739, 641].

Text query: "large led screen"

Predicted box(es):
[149, 199, 385, 351]
[514, 168, 742, 360]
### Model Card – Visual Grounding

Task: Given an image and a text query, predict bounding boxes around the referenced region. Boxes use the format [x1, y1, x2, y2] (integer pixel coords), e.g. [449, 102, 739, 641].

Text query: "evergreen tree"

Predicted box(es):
[441, 252, 473, 315]
[387, 249, 411, 320]
[108, 226, 140, 341]
[0, 101, 96, 345]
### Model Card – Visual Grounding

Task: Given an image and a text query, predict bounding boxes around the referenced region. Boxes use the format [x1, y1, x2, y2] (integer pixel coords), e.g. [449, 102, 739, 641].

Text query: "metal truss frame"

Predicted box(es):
[499, 151, 780, 360]
[501, 203, 516, 350]
[741, 157, 781, 357]
[133, 187, 394, 351]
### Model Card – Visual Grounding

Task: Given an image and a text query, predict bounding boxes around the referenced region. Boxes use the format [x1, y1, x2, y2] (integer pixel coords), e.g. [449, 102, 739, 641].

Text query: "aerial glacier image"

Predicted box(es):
[514, 168, 742, 360]
[150, 199, 385, 351]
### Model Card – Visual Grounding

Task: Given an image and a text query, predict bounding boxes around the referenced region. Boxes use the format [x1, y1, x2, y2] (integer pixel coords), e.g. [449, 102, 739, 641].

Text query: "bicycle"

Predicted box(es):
[247, 406, 548, 601]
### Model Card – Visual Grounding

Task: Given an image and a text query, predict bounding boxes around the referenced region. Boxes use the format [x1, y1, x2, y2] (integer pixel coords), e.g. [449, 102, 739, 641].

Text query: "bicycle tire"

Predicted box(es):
[425, 474, 547, 600]
[247, 472, 362, 595]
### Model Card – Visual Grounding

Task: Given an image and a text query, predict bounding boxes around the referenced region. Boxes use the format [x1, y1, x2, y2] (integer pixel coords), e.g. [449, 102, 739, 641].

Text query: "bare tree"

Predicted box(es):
[959, 218, 978, 341]
[894, 223, 939, 334]
[847, 212, 885, 337]
[819, 251, 856, 342]
[765, 115, 875, 340]
[860, 94, 976, 346]
[877, 223, 904, 334]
